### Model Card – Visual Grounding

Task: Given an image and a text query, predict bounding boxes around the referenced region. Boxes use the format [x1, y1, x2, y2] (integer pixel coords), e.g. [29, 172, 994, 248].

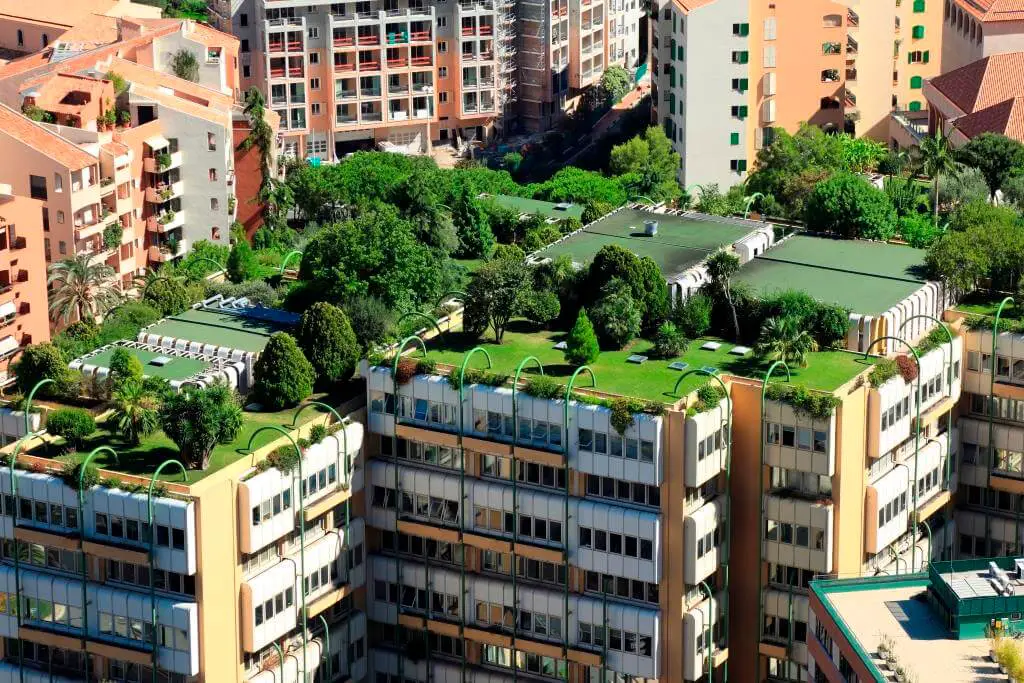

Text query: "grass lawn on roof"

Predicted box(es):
[141, 307, 293, 353]
[421, 320, 877, 403]
[29, 388, 354, 484]
[82, 347, 212, 381]
[954, 291, 1023, 320]
[489, 195, 584, 221]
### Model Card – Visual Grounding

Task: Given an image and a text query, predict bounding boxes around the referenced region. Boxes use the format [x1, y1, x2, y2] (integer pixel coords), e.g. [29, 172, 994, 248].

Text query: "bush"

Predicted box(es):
[226, 239, 259, 283]
[672, 294, 713, 339]
[160, 381, 242, 470]
[651, 322, 689, 359]
[564, 309, 600, 365]
[108, 347, 144, 386]
[144, 278, 202, 316]
[12, 343, 78, 399]
[308, 424, 328, 444]
[297, 302, 359, 384]
[688, 383, 727, 416]
[765, 384, 840, 419]
[523, 224, 562, 252]
[523, 374, 562, 399]
[447, 367, 509, 390]
[522, 290, 561, 328]
[103, 223, 123, 251]
[61, 461, 100, 490]
[582, 201, 613, 224]
[47, 408, 96, 448]
[895, 354, 919, 382]
[342, 295, 395, 351]
[590, 280, 641, 349]
[491, 243, 526, 262]
[869, 358, 899, 387]
[394, 357, 418, 385]
[252, 333, 315, 409]
[265, 444, 302, 474]
[803, 173, 898, 240]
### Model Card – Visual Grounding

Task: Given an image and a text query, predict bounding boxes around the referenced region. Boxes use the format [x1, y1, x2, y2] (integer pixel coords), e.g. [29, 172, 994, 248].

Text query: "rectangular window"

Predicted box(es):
[29, 176, 47, 201]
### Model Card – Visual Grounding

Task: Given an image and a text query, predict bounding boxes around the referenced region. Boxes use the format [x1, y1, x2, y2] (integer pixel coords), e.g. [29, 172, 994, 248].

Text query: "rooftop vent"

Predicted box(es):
[644, 220, 658, 236]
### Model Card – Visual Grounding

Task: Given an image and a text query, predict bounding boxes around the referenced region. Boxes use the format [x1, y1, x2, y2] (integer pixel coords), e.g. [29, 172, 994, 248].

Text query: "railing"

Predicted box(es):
[336, 115, 357, 125]
[847, 38, 858, 54]
[270, 68, 285, 78]
[410, 56, 432, 66]
[336, 89, 357, 99]
[479, 25, 493, 35]
[410, 31, 431, 41]
[286, 41, 302, 51]
[847, 10, 859, 26]
[360, 88, 382, 97]
[267, 42, 284, 52]
[412, 82, 433, 92]
[271, 95, 287, 105]
[389, 110, 409, 121]
[389, 84, 409, 94]
[462, 27, 476, 36]
[362, 112, 383, 122]
[334, 62, 356, 72]
[463, 103, 478, 113]
[359, 61, 381, 71]
[333, 36, 355, 47]
[413, 108, 431, 119]
[357, 34, 381, 45]
[288, 67, 303, 77]
[387, 58, 409, 68]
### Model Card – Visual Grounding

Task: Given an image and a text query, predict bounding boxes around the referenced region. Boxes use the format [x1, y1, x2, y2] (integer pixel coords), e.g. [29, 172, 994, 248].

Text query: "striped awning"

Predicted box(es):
[0, 301, 16, 318]
[0, 335, 18, 356]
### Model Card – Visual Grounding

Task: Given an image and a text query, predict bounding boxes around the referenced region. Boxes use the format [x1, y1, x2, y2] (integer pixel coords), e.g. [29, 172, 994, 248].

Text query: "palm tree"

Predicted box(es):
[110, 380, 161, 446]
[756, 316, 819, 367]
[705, 250, 741, 341]
[917, 129, 957, 228]
[47, 254, 121, 324]
[240, 87, 275, 202]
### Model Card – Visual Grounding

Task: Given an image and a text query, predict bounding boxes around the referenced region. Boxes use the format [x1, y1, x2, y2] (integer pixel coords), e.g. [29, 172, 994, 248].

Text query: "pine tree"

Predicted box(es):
[564, 309, 600, 366]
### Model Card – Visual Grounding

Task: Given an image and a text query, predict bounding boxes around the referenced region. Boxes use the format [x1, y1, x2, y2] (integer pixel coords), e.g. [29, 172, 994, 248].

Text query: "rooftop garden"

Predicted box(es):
[954, 291, 1024, 331]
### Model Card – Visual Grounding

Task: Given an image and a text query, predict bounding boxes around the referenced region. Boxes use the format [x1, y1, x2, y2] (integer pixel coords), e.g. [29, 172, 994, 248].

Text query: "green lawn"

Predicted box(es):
[421, 321, 877, 403]
[81, 347, 211, 381]
[31, 388, 354, 483]
[954, 291, 1022, 320]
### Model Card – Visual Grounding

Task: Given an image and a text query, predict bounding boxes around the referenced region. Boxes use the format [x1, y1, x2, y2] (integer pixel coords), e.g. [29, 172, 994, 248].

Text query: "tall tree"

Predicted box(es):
[110, 379, 161, 446]
[160, 382, 243, 470]
[239, 87, 275, 208]
[917, 129, 957, 227]
[957, 132, 1024, 199]
[47, 254, 121, 323]
[464, 258, 529, 343]
[705, 250, 742, 341]
[756, 316, 819, 367]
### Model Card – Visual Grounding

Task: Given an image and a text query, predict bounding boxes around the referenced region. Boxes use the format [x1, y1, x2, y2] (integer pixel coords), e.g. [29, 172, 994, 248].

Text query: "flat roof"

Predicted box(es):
[142, 307, 292, 353]
[534, 209, 755, 277]
[489, 195, 584, 221]
[818, 579, 991, 683]
[83, 346, 212, 380]
[734, 236, 929, 315]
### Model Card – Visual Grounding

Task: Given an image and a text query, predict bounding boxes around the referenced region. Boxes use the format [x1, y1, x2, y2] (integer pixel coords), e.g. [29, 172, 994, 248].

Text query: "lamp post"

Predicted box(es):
[697, 580, 715, 682]
[743, 192, 765, 219]
[279, 249, 303, 276]
[989, 297, 1014, 556]
[147, 460, 190, 683]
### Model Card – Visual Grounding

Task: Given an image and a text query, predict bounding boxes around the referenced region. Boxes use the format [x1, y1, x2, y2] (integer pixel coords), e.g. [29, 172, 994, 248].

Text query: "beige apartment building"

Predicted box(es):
[208, 0, 643, 160]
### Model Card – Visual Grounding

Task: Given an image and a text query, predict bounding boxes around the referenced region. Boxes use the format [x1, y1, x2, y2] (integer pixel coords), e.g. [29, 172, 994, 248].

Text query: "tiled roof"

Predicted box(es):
[0, 0, 120, 27]
[954, 97, 1024, 140]
[106, 56, 234, 108]
[130, 82, 233, 125]
[954, 0, 1024, 23]
[928, 52, 1024, 113]
[672, 0, 719, 12]
[0, 102, 95, 169]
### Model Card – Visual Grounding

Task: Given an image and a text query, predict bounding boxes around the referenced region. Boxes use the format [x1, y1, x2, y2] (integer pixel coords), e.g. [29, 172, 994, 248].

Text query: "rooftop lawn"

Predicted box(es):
[78, 346, 212, 381]
[29, 388, 354, 484]
[954, 291, 1022, 320]
[140, 308, 293, 353]
[757, 235, 928, 281]
[535, 209, 755, 276]
[421, 320, 877, 403]
[488, 194, 584, 221]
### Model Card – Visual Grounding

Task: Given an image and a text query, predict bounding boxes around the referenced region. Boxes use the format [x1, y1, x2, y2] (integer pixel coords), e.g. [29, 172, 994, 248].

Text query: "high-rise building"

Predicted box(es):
[208, 0, 645, 161]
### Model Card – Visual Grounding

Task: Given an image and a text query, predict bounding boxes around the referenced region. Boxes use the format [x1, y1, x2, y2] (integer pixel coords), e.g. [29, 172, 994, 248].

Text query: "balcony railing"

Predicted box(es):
[359, 61, 381, 71]
[334, 62, 356, 72]
[387, 58, 409, 68]
[410, 56, 432, 66]
[389, 84, 410, 94]
[357, 34, 381, 45]
[362, 112, 383, 122]
[361, 88, 382, 97]
[333, 36, 355, 47]
[336, 89, 357, 99]
[337, 115, 357, 125]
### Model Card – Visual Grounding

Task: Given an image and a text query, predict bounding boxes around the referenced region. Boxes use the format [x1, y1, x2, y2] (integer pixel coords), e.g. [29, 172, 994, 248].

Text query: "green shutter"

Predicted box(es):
[670, 38, 676, 60]
[738, 160, 748, 172]
[909, 100, 922, 112]
[740, 23, 750, 36]
[923, 50, 930, 63]
[679, 46, 685, 61]
[738, 105, 748, 119]
[910, 75, 922, 89]
[912, 25, 925, 39]
[739, 51, 749, 64]
[739, 78, 749, 92]
[669, 94, 676, 115]
[913, 0, 926, 12]
[669, 66, 676, 88]
[730, 132, 740, 145]
[908, 52, 913, 64]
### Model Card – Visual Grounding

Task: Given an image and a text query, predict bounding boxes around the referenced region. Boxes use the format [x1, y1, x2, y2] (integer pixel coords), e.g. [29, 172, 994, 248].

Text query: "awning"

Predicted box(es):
[144, 135, 169, 151]
[0, 301, 17, 318]
[0, 336, 18, 356]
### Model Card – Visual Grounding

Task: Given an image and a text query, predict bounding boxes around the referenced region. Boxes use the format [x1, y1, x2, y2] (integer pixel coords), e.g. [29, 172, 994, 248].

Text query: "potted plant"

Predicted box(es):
[156, 152, 172, 170]
[117, 110, 131, 127]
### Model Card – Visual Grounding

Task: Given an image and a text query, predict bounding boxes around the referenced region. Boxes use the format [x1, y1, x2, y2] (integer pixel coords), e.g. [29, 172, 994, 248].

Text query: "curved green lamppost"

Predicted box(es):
[147, 460, 190, 683]
[23, 377, 54, 438]
[743, 192, 765, 219]
[562, 366, 595, 658]
[698, 580, 715, 682]
[244, 426, 311, 682]
[864, 336, 922, 571]
[7, 434, 33, 683]
[190, 257, 225, 276]
[271, 642, 286, 683]
[756, 360, 791, 678]
[890, 463, 911, 574]
[457, 347, 492, 680]
[898, 315, 956, 488]
[672, 368, 731, 682]
[395, 311, 446, 342]
[77, 446, 119, 681]
[391, 336, 428, 382]
[511, 355, 543, 682]
[989, 297, 1015, 556]
[436, 290, 468, 308]
[279, 250, 303, 276]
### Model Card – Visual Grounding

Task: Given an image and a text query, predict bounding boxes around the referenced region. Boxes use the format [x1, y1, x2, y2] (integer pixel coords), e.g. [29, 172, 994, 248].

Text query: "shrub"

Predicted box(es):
[143, 278, 201, 316]
[869, 358, 899, 388]
[523, 374, 562, 399]
[226, 239, 259, 283]
[672, 294, 713, 339]
[60, 461, 100, 490]
[522, 290, 561, 328]
[108, 347, 144, 386]
[609, 398, 636, 435]
[804, 173, 898, 240]
[205, 279, 282, 308]
[297, 302, 359, 384]
[308, 424, 328, 444]
[582, 200, 613, 224]
[590, 280, 641, 349]
[564, 309, 600, 365]
[765, 384, 840, 419]
[342, 295, 396, 351]
[252, 333, 315, 409]
[266, 445, 302, 474]
[895, 354, 919, 382]
[160, 381, 242, 470]
[447, 368, 509, 390]
[103, 223, 123, 251]
[688, 383, 727, 416]
[394, 357, 418, 385]
[651, 322, 688, 359]
[491, 243, 525, 262]
[47, 408, 96, 449]
[12, 343, 78, 399]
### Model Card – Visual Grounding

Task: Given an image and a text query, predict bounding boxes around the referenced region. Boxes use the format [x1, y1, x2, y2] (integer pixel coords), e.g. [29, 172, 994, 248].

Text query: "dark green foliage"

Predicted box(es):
[177, 240, 229, 280]
[897, 213, 940, 248]
[452, 184, 495, 259]
[47, 408, 96, 448]
[764, 384, 840, 419]
[560, 217, 583, 234]
[651, 322, 689, 359]
[916, 326, 956, 355]
[60, 461, 100, 490]
[687, 383, 727, 416]
[446, 366, 509, 390]
[868, 358, 899, 388]
[609, 126, 682, 202]
[265, 445, 302, 474]
[159, 382, 243, 470]
[253, 333, 315, 409]
[464, 259, 530, 342]
[103, 223, 123, 251]
[599, 65, 631, 105]
[582, 201, 613, 224]
[169, 49, 200, 82]
[143, 278, 202, 316]
[308, 424, 328, 444]
[12, 343, 78, 399]
[564, 309, 600, 365]
[671, 294, 713, 338]
[297, 302, 359, 383]
[522, 290, 561, 328]
[483, 203, 525, 245]
[523, 224, 561, 252]
[523, 375, 562, 399]
[535, 167, 627, 206]
[108, 348, 143, 386]
[590, 280, 642, 349]
[491, 243, 525, 262]
[226, 239, 259, 283]
[957, 132, 1024, 198]
[341, 295, 395, 351]
[586, 245, 668, 332]
[503, 151, 523, 175]
[926, 201, 1024, 296]
[53, 303, 162, 360]
[757, 290, 850, 350]
[803, 173, 897, 239]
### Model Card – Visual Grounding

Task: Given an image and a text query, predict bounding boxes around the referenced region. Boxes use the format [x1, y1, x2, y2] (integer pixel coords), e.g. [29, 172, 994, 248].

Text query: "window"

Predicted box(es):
[240, 13, 248, 26]
[439, 91, 448, 103]
[310, 77, 321, 90]
[56, 211, 64, 224]
[912, 25, 925, 39]
[29, 176, 46, 201]
[209, 168, 217, 181]
[731, 51, 749, 64]
[763, 45, 776, 68]
[731, 105, 748, 119]
[16, 29, 22, 47]
[730, 159, 747, 172]
[439, 66, 448, 78]
[207, 133, 217, 150]
[241, 39, 250, 53]
[732, 23, 750, 36]
[438, 41, 448, 54]
[243, 65, 251, 79]
[311, 103, 321, 115]
[308, 26, 319, 39]
[210, 198, 219, 211]
[41, 34, 48, 48]
[731, 78, 749, 92]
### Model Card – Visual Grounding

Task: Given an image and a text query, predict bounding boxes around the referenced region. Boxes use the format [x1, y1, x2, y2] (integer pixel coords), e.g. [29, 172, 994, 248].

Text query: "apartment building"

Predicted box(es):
[0, 0, 161, 57]
[0, 17, 266, 303]
[652, 0, 944, 188]
[0, 190, 50, 382]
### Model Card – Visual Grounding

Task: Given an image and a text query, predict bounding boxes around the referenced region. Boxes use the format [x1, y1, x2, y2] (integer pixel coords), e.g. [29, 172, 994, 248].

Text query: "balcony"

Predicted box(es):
[410, 55, 432, 67]
[334, 62, 356, 72]
[359, 61, 381, 72]
[149, 239, 187, 263]
[361, 111, 383, 122]
[388, 82, 410, 95]
[143, 151, 182, 174]
[387, 57, 409, 68]
[333, 35, 355, 48]
[410, 30, 431, 43]
[336, 88, 357, 100]
[145, 181, 183, 204]
[336, 114, 357, 125]
[357, 33, 381, 46]
[146, 210, 185, 233]
[360, 88, 382, 98]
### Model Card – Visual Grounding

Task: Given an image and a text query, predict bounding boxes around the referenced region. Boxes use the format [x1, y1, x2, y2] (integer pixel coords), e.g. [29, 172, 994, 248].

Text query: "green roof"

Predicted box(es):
[535, 209, 755, 276]
[83, 347, 212, 381]
[142, 308, 293, 353]
[489, 195, 584, 221]
[422, 321, 877, 403]
[735, 235, 929, 315]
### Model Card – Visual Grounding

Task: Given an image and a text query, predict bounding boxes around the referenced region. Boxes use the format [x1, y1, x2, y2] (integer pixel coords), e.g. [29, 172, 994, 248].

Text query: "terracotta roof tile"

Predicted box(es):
[955, 0, 1024, 22]
[0, 102, 95, 169]
[928, 52, 1024, 113]
[672, 0, 719, 12]
[955, 97, 1024, 140]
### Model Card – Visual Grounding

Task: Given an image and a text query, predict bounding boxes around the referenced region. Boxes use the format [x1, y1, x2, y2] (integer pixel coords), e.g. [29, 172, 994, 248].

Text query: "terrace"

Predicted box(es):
[484, 194, 584, 222]
[412, 320, 877, 404]
[138, 306, 295, 354]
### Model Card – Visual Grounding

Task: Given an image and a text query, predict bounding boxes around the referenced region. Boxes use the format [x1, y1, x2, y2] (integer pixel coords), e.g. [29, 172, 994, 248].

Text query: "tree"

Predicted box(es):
[803, 173, 897, 240]
[503, 151, 523, 175]
[694, 183, 743, 216]
[464, 259, 530, 343]
[103, 223, 123, 252]
[651, 321, 689, 359]
[491, 243, 526, 262]
[586, 245, 667, 331]
[143, 277, 199, 316]
[253, 333, 315, 409]
[110, 379, 161, 446]
[12, 343, 77, 398]
[590, 280, 642, 349]
[599, 65, 631, 105]
[564, 309, 599, 365]
[169, 49, 200, 82]
[957, 132, 1024, 199]
[239, 87, 275, 203]
[671, 293, 713, 338]
[898, 213, 940, 248]
[395, 173, 458, 253]
[160, 382, 243, 470]
[226, 239, 259, 283]
[108, 347, 143, 389]
[756, 316, 819, 367]
[522, 290, 560, 327]
[610, 126, 682, 202]
[342, 295, 395, 351]
[47, 254, 121, 324]
[917, 129, 957, 227]
[452, 184, 495, 258]
[705, 250, 742, 341]
[297, 302, 359, 383]
[536, 167, 628, 206]
[46, 408, 95, 450]
[925, 228, 992, 297]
